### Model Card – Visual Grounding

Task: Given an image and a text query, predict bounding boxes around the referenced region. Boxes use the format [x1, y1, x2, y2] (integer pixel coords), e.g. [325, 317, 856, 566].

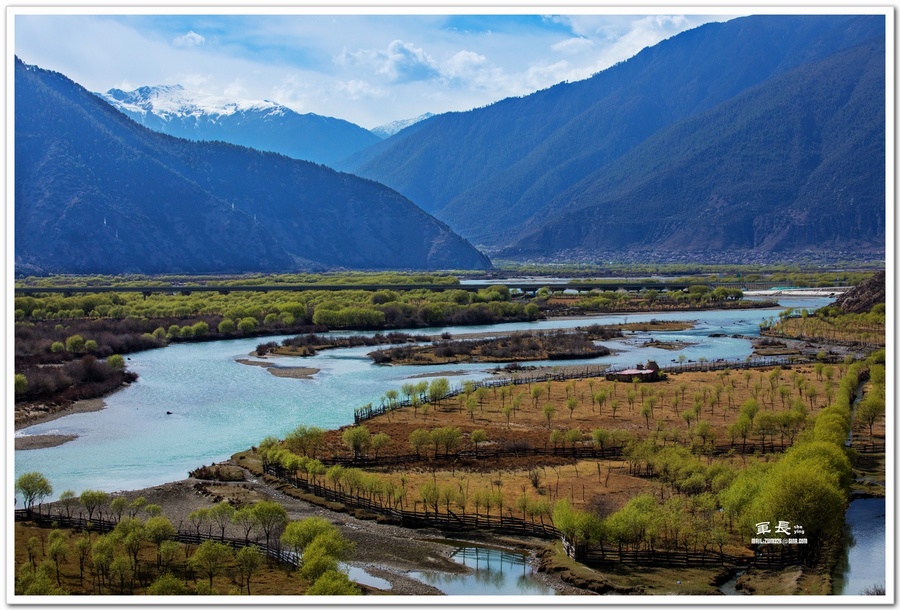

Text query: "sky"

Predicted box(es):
[12, 9, 743, 129]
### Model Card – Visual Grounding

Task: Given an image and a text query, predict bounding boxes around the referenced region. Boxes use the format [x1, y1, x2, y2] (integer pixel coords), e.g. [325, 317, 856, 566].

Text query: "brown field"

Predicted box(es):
[308, 363, 855, 522]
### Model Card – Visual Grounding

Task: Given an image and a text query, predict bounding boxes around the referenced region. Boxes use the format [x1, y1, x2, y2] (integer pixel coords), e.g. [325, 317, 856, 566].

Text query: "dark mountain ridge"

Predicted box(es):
[15, 58, 491, 274]
[341, 14, 885, 256]
[502, 37, 885, 257]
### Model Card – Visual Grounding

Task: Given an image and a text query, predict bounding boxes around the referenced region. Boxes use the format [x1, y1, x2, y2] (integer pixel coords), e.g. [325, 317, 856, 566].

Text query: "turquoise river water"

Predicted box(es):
[15, 296, 832, 500]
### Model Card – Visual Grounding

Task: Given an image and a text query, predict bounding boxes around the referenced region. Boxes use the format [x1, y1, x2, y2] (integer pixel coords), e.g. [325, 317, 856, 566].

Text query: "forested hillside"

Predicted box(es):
[502, 38, 885, 257]
[342, 14, 885, 257]
[15, 58, 491, 274]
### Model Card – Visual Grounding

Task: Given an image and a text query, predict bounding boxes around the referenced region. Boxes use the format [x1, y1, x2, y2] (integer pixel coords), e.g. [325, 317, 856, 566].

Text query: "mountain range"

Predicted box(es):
[340, 14, 885, 260]
[14, 58, 491, 274]
[98, 85, 381, 166]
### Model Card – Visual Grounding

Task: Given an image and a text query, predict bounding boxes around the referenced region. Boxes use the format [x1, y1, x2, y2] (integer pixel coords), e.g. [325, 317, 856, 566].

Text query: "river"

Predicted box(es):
[831, 497, 887, 596]
[14, 297, 832, 500]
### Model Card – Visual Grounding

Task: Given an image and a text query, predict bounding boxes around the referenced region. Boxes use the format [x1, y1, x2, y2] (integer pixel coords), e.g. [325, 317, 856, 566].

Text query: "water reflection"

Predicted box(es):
[832, 498, 886, 595]
[407, 545, 555, 595]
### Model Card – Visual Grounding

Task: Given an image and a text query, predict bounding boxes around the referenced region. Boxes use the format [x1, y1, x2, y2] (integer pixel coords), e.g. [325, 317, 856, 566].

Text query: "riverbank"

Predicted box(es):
[14, 397, 106, 433]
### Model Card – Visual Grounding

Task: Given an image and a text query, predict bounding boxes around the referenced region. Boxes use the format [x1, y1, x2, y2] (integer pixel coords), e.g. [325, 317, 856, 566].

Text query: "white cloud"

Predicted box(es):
[338, 40, 439, 84]
[333, 79, 389, 101]
[439, 50, 506, 91]
[269, 75, 311, 112]
[173, 30, 205, 47]
[552, 37, 595, 55]
[523, 60, 573, 90]
[223, 79, 247, 97]
[382, 40, 439, 82]
[174, 73, 213, 91]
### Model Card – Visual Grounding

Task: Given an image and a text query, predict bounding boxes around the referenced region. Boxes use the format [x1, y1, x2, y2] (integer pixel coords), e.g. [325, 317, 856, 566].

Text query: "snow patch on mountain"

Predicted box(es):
[99, 84, 285, 120]
[371, 112, 435, 138]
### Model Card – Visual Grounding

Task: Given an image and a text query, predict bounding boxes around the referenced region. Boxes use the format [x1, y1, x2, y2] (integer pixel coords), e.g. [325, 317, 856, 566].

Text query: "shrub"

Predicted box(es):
[237, 318, 257, 333]
[65, 335, 85, 353]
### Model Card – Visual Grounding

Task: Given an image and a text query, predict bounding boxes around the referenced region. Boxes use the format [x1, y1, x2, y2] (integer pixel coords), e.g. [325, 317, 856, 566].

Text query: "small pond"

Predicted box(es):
[407, 544, 556, 595]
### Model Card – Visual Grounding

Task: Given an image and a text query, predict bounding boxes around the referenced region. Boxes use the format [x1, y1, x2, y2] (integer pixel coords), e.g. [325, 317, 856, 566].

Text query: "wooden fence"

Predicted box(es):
[263, 465, 560, 540]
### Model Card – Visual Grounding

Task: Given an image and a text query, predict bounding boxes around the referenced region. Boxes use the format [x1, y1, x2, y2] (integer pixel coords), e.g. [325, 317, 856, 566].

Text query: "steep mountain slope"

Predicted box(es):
[99, 85, 380, 166]
[342, 14, 884, 251]
[501, 39, 885, 257]
[15, 59, 491, 274]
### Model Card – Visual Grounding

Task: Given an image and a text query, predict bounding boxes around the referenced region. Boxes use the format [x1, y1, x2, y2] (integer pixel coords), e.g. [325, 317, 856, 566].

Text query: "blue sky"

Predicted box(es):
[13, 10, 740, 128]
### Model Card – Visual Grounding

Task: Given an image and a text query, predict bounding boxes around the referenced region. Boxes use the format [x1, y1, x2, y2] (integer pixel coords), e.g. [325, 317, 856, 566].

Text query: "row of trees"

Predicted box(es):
[15, 474, 361, 595]
[14, 282, 525, 329]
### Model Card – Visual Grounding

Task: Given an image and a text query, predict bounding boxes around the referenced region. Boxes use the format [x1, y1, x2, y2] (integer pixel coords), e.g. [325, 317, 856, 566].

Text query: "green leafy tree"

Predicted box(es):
[471, 429, 488, 457]
[190, 540, 233, 590]
[299, 530, 355, 582]
[305, 569, 362, 595]
[144, 516, 177, 568]
[428, 377, 450, 405]
[65, 334, 85, 353]
[542, 403, 557, 429]
[147, 573, 188, 595]
[235, 546, 263, 595]
[237, 317, 258, 333]
[79, 489, 109, 521]
[107, 354, 125, 369]
[342, 425, 372, 459]
[567, 397, 578, 419]
[14, 373, 28, 396]
[502, 403, 514, 427]
[856, 392, 885, 437]
[592, 428, 610, 457]
[109, 496, 128, 523]
[371, 432, 391, 459]
[15, 472, 52, 515]
[281, 517, 337, 561]
[209, 501, 236, 540]
[409, 429, 431, 459]
[232, 507, 257, 543]
[251, 501, 288, 549]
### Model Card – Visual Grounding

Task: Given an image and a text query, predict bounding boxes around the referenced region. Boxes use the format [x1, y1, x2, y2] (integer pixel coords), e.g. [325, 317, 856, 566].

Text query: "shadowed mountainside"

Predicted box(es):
[15, 58, 491, 274]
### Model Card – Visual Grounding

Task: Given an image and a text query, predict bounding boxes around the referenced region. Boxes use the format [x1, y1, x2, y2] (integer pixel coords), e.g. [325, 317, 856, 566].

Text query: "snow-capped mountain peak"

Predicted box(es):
[94, 83, 381, 166]
[99, 85, 283, 120]
[371, 112, 435, 138]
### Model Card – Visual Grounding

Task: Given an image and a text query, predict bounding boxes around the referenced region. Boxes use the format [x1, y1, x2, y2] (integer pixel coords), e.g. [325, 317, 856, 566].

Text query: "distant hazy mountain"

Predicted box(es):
[371, 113, 435, 138]
[342, 14, 885, 259]
[15, 58, 491, 274]
[98, 85, 380, 166]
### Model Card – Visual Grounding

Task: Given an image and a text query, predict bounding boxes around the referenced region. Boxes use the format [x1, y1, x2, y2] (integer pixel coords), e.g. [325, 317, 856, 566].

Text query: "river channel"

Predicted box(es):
[15, 296, 832, 500]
